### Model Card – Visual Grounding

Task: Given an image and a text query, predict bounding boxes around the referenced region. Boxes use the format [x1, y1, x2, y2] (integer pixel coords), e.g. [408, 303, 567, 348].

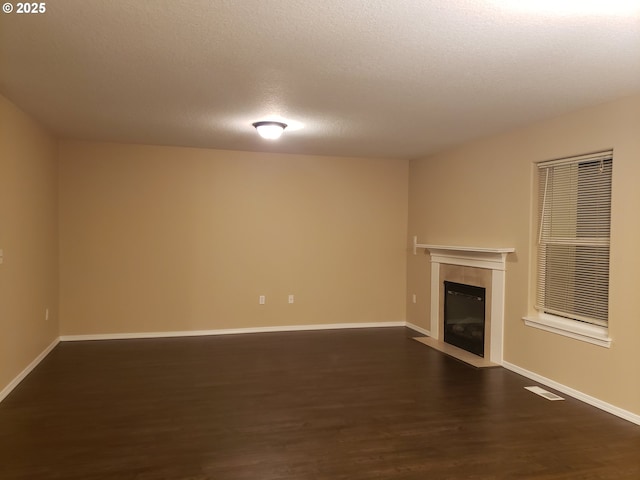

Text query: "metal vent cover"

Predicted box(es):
[525, 386, 565, 401]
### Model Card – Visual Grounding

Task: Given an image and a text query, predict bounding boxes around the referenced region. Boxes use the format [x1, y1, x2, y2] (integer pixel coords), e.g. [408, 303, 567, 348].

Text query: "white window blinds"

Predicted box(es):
[536, 151, 613, 326]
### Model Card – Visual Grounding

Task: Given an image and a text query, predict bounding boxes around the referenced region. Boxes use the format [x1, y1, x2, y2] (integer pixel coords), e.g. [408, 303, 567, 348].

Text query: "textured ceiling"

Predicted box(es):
[1, 0, 639, 159]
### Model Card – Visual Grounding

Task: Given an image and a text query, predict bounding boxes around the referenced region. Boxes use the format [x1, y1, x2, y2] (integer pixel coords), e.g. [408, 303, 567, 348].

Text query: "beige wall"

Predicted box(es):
[407, 94, 640, 415]
[59, 142, 408, 335]
[0, 95, 59, 393]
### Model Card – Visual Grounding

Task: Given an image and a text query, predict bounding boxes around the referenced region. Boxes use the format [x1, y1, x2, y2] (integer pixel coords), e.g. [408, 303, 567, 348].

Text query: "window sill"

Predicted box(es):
[523, 314, 611, 348]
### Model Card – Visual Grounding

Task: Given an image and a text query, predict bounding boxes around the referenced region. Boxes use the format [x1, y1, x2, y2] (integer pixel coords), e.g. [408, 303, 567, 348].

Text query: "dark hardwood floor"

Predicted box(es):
[0, 327, 638, 479]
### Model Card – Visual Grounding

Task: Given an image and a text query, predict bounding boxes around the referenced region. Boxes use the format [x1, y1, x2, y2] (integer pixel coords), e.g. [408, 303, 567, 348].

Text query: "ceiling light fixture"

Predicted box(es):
[252, 121, 288, 140]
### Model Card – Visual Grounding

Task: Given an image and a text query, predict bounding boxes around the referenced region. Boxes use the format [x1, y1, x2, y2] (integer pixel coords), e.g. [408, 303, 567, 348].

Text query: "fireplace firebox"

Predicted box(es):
[443, 281, 486, 357]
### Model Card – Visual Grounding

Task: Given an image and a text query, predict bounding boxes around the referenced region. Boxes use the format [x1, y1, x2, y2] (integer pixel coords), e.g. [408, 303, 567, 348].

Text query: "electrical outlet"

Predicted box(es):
[288, 294, 294, 304]
[259, 295, 265, 305]
[412, 294, 417, 304]
[45, 308, 49, 321]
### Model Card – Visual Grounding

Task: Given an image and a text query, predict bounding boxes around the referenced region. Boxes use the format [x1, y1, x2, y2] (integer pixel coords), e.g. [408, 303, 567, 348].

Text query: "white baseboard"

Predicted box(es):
[59, 321, 407, 342]
[503, 361, 640, 426]
[406, 322, 431, 336]
[0, 337, 60, 404]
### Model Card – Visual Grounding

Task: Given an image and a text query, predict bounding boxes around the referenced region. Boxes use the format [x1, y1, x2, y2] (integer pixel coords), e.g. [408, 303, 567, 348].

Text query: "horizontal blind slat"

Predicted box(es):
[538, 150, 613, 168]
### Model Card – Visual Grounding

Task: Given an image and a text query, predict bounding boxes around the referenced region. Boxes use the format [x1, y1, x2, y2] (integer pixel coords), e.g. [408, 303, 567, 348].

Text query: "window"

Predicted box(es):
[525, 150, 613, 347]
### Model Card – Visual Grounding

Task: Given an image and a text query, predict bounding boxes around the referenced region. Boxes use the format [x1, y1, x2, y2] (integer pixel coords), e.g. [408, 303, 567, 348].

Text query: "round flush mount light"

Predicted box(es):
[252, 121, 288, 140]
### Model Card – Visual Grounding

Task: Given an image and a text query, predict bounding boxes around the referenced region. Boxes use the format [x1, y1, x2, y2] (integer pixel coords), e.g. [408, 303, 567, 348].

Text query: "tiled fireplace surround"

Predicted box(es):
[413, 239, 515, 365]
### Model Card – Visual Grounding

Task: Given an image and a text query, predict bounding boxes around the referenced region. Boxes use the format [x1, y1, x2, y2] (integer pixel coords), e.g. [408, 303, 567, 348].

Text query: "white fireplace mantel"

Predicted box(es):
[413, 237, 515, 271]
[413, 237, 515, 365]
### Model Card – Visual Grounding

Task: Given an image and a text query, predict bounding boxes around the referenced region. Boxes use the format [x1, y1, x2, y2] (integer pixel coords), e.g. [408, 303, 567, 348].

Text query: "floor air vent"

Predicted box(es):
[525, 386, 565, 401]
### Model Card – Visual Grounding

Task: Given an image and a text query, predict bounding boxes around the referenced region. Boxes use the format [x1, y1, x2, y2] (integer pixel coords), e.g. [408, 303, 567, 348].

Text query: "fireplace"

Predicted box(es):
[443, 281, 486, 357]
[412, 239, 515, 365]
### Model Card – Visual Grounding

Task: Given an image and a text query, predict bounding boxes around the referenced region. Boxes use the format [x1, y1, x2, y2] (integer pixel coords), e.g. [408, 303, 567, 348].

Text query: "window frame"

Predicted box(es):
[524, 151, 613, 348]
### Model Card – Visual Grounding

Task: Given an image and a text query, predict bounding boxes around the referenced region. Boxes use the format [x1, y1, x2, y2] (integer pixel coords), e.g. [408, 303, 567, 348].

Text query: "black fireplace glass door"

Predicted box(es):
[443, 281, 486, 357]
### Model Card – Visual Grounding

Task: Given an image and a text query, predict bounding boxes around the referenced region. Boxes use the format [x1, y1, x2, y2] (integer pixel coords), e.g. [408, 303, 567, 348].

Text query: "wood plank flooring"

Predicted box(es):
[0, 327, 638, 479]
